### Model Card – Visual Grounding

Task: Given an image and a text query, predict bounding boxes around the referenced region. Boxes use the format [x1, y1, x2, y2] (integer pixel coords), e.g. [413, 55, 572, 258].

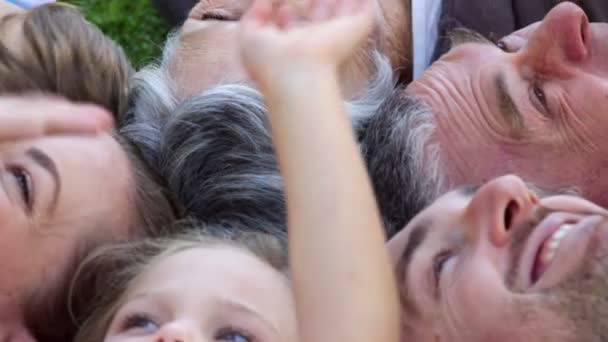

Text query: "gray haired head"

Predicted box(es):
[123, 44, 443, 238]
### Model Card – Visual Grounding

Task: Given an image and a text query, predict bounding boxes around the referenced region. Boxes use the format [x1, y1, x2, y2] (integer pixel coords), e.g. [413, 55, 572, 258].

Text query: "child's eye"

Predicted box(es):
[216, 329, 253, 342]
[121, 314, 160, 332]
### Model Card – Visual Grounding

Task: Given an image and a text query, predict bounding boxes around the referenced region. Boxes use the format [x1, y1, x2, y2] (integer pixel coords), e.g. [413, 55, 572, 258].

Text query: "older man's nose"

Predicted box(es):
[465, 175, 537, 247]
[522, 2, 589, 66]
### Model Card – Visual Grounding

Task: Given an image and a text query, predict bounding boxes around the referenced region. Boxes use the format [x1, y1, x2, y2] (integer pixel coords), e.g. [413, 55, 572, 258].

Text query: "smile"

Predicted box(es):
[532, 223, 577, 284]
[520, 212, 606, 289]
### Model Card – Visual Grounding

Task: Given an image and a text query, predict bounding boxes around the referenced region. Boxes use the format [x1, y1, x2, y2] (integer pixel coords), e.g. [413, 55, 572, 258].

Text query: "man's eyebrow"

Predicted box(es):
[26, 147, 61, 213]
[396, 221, 429, 318]
[495, 72, 526, 138]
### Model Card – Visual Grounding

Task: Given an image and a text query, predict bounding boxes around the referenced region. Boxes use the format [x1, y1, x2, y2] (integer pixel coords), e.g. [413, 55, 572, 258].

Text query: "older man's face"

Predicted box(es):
[388, 175, 608, 341]
[407, 2, 608, 207]
[170, 0, 410, 100]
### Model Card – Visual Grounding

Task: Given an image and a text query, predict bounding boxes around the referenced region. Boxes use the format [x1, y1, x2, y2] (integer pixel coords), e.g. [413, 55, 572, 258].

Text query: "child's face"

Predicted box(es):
[104, 246, 297, 342]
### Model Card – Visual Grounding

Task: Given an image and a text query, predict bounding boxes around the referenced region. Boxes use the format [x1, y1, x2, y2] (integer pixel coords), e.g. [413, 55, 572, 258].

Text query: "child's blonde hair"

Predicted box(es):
[68, 222, 288, 342]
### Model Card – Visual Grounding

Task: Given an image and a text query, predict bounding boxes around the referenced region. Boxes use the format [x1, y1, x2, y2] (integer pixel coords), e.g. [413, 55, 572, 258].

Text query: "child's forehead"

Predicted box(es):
[120, 244, 296, 338]
[127, 245, 287, 297]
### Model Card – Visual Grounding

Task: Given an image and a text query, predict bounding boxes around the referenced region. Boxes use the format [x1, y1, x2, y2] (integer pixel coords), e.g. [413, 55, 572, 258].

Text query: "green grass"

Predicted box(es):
[64, 0, 172, 68]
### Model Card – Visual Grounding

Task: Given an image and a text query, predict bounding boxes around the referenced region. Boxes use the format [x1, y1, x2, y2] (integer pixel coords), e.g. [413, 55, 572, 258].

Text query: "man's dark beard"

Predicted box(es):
[544, 228, 608, 342]
[505, 206, 608, 341]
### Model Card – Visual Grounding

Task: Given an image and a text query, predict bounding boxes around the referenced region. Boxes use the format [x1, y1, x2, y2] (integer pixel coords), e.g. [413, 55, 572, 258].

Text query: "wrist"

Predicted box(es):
[260, 62, 338, 96]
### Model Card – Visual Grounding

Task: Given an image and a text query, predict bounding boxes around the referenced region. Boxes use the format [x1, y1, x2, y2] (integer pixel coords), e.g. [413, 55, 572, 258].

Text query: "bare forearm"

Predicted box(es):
[263, 68, 399, 342]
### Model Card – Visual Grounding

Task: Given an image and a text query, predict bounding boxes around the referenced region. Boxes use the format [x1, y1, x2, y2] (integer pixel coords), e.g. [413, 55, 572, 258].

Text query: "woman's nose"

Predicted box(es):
[520, 2, 589, 66]
[465, 175, 537, 247]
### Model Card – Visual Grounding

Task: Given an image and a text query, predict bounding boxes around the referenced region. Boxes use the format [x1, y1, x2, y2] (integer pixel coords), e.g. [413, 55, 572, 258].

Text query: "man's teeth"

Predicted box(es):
[540, 224, 575, 265]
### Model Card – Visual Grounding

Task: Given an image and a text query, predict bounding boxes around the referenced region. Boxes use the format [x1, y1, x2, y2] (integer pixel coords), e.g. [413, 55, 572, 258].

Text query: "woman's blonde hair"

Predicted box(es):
[0, 3, 133, 118]
[69, 221, 288, 342]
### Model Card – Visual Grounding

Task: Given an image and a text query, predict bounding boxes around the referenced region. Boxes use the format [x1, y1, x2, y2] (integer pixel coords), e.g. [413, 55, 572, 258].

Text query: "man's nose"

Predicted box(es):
[465, 175, 537, 247]
[155, 321, 203, 342]
[520, 2, 589, 67]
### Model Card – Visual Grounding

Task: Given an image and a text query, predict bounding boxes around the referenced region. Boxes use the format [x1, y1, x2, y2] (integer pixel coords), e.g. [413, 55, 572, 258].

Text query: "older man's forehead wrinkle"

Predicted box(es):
[397, 221, 430, 318]
[495, 72, 527, 139]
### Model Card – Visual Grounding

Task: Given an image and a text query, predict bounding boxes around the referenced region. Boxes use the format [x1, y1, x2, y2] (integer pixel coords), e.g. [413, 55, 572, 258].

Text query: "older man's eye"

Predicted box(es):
[432, 250, 454, 287]
[530, 82, 551, 117]
[121, 313, 160, 333]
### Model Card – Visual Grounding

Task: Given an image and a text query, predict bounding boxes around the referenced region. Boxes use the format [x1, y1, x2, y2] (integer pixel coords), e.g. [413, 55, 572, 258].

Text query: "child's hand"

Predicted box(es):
[239, 0, 374, 90]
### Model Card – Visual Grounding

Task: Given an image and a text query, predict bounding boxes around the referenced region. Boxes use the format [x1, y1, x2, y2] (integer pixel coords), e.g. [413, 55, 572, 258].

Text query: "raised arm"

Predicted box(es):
[240, 1, 399, 341]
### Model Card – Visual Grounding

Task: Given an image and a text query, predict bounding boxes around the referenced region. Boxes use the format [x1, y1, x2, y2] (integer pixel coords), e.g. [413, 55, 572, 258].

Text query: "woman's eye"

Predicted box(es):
[8, 166, 32, 211]
[122, 314, 160, 332]
[432, 250, 454, 286]
[216, 330, 252, 342]
[201, 10, 233, 21]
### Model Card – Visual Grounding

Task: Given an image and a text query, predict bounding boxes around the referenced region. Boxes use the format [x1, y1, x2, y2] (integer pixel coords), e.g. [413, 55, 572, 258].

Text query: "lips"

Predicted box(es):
[531, 223, 576, 284]
[520, 213, 605, 289]
[517, 211, 585, 289]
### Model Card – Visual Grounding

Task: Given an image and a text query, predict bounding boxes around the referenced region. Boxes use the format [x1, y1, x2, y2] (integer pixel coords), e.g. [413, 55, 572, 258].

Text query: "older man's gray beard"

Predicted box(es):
[507, 207, 608, 341]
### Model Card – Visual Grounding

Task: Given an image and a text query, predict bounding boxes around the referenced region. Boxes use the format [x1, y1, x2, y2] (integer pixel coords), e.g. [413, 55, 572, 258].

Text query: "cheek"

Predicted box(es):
[440, 260, 513, 339]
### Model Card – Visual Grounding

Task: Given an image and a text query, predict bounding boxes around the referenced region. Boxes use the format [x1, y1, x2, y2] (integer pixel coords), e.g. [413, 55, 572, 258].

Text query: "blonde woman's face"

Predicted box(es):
[105, 246, 297, 342]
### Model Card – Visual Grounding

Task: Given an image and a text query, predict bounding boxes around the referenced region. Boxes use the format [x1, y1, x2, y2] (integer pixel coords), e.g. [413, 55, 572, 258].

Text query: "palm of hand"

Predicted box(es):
[240, 0, 374, 87]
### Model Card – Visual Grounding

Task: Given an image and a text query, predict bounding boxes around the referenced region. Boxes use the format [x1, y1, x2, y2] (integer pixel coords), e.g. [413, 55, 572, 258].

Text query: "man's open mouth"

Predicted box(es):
[522, 213, 604, 288]
[531, 222, 577, 284]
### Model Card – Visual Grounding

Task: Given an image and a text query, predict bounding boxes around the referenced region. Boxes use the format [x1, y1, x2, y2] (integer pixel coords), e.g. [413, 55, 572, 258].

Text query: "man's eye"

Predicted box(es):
[531, 82, 551, 117]
[533, 84, 548, 108]
[8, 166, 32, 211]
[121, 314, 160, 332]
[216, 329, 253, 342]
[432, 250, 454, 287]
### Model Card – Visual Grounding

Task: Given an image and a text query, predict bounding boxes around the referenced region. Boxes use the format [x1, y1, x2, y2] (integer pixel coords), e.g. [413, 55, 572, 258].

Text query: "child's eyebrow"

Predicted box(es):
[216, 297, 281, 335]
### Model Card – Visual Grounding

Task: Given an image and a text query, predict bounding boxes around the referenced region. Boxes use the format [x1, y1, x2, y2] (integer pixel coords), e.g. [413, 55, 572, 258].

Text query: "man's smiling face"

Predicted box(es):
[388, 175, 608, 341]
[407, 2, 608, 207]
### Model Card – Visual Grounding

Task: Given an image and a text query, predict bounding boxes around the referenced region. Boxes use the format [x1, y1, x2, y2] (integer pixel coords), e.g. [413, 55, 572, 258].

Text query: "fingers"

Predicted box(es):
[0, 96, 114, 141]
[242, 0, 276, 30]
[277, 3, 299, 29]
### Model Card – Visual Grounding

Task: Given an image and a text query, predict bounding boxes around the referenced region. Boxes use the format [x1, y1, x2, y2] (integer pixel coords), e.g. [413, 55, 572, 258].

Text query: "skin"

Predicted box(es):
[407, 2, 608, 208]
[104, 246, 297, 342]
[0, 96, 132, 341]
[388, 175, 608, 341]
[240, 0, 399, 340]
[170, 0, 410, 100]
